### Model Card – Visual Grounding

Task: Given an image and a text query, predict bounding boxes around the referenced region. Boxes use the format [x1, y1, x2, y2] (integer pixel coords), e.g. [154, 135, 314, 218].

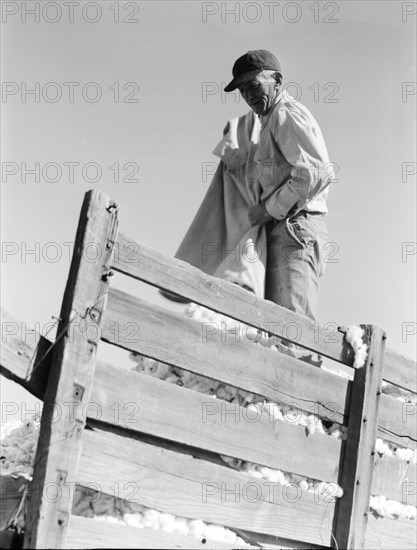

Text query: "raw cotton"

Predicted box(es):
[345, 325, 368, 368]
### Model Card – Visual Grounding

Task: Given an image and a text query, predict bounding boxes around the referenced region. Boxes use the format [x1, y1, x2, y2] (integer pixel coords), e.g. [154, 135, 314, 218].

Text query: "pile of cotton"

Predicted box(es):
[2, 303, 415, 540]
[369, 495, 416, 521]
[1, 415, 40, 475]
[345, 325, 368, 368]
[73, 488, 250, 545]
[0, 416, 250, 546]
[131, 302, 417, 522]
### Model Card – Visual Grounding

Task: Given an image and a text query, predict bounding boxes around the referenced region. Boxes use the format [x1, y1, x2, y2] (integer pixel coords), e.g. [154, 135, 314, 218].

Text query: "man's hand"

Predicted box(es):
[222, 146, 245, 169]
[248, 203, 274, 226]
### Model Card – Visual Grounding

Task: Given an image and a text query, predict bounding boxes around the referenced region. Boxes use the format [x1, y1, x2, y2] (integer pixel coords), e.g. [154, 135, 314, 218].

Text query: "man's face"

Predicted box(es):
[238, 72, 278, 116]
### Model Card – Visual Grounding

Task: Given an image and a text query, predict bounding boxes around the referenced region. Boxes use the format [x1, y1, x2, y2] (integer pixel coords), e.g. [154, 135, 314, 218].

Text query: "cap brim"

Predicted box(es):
[224, 70, 263, 93]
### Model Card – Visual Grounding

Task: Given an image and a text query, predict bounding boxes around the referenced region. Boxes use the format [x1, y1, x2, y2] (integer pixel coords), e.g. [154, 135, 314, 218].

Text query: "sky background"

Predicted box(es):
[1, 0, 416, 422]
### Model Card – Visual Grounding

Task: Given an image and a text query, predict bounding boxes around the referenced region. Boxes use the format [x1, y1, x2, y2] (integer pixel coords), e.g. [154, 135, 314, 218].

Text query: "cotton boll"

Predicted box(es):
[245, 326, 259, 341]
[394, 447, 415, 463]
[237, 389, 252, 405]
[259, 336, 270, 347]
[94, 515, 122, 524]
[72, 495, 93, 517]
[306, 416, 318, 436]
[173, 517, 190, 536]
[165, 374, 180, 384]
[265, 403, 284, 423]
[129, 351, 142, 363]
[297, 413, 308, 428]
[154, 363, 173, 380]
[92, 494, 116, 516]
[123, 513, 144, 528]
[259, 466, 273, 479]
[204, 524, 228, 542]
[224, 385, 237, 398]
[142, 509, 161, 529]
[317, 481, 327, 496]
[246, 403, 261, 416]
[375, 439, 394, 457]
[269, 470, 286, 485]
[405, 505, 417, 521]
[289, 474, 304, 484]
[159, 513, 176, 533]
[370, 495, 388, 517]
[346, 326, 368, 368]
[216, 386, 230, 400]
[180, 370, 198, 386]
[273, 470, 287, 486]
[313, 420, 326, 435]
[388, 499, 402, 518]
[188, 376, 220, 395]
[189, 519, 206, 539]
[191, 309, 203, 322]
[222, 529, 237, 543]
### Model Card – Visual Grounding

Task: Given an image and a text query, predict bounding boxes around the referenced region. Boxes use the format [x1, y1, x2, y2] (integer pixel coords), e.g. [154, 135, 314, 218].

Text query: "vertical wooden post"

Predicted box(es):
[333, 325, 386, 549]
[24, 190, 119, 549]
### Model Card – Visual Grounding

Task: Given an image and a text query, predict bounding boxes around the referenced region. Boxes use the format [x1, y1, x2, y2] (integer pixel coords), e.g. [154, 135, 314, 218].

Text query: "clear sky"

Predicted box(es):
[1, 0, 416, 422]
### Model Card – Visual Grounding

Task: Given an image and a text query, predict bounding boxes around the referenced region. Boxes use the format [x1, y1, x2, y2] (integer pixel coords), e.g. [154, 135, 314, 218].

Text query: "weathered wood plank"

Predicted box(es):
[384, 348, 416, 394]
[112, 232, 354, 366]
[333, 325, 386, 549]
[2, 302, 414, 451]
[232, 530, 326, 550]
[1, 307, 51, 400]
[65, 515, 251, 549]
[378, 394, 416, 450]
[90, 362, 342, 483]
[77, 427, 335, 546]
[102, 287, 349, 425]
[364, 515, 417, 550]
[101, 288, 416, 449]
[372, 455, 417, 507]
[24, 190, 119, 549]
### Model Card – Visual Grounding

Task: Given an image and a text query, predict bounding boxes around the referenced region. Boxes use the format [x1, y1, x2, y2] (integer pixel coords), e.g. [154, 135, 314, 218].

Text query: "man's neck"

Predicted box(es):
[261, 90, 284, 121]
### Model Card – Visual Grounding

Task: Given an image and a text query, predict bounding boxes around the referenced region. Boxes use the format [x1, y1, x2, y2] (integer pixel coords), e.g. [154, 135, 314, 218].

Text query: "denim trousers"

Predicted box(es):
[264, 213, 329, 321]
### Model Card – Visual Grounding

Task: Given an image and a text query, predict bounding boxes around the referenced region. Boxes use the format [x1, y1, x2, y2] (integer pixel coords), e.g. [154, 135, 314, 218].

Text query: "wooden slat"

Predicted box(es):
[378, 394, 416, 450]
[77, 428, 335, 546]
[65, 515, 251, 549]
[384, 348, 417, 394]
[372, 455, 417, 507]
[364, 515, 417, 550]
[2, 303, 413, 451]
[333, 325, 386, 549]
[102, 287, 349, 424]
[112, 232, 354, 366]
[233, 530, 326, 549]
[102, 288, 416, 449]
[1, 307, 51, 400]
[90, 361, 341, 483]
[24, 190, 119, 549]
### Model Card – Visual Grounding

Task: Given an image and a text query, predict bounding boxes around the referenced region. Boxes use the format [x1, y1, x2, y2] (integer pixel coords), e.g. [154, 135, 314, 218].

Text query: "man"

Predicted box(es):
[224, 50, 331, 321]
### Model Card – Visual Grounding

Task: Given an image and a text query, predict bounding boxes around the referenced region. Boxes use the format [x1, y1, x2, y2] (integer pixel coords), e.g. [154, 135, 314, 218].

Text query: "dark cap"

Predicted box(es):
[224, 50, 282, 92]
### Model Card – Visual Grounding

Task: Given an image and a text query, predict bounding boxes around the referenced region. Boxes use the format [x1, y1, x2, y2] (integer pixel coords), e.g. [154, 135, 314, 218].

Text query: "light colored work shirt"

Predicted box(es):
[251, 91, 332, 220]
